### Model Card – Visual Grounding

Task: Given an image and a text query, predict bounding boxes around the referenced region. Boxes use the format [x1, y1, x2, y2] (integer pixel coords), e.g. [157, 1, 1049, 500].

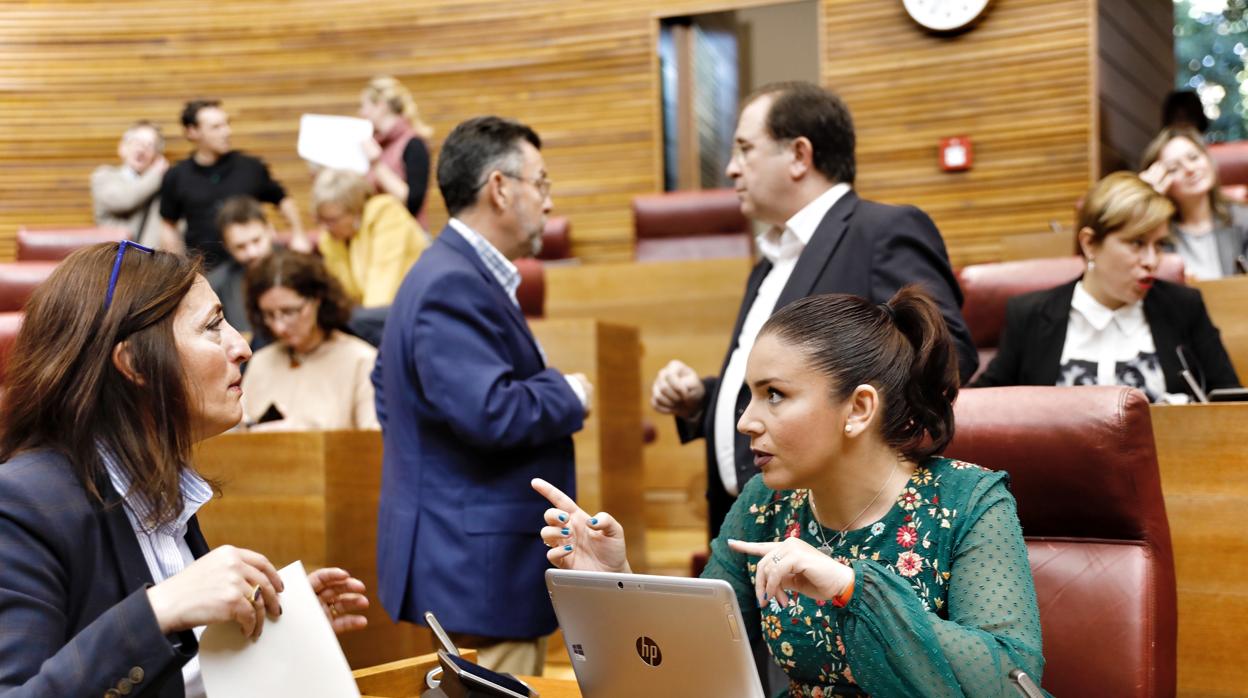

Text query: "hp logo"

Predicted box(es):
[635, 636, 662, 667]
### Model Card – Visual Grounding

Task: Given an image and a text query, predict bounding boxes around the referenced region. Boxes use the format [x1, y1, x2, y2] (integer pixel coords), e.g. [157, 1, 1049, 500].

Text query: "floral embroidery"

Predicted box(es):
[895, 525, 918, 548]
[733, 457, 994, 695]
[896, 551, 924, 577]
[897, 487, 922, 510]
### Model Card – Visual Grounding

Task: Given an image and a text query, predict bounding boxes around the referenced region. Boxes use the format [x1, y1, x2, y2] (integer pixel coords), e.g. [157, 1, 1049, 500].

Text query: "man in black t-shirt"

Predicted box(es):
[159, 99, 310, 268]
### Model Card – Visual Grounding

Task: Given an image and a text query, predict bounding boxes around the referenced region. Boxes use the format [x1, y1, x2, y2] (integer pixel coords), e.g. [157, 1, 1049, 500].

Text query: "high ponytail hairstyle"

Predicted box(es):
[758, 285, 959, 461]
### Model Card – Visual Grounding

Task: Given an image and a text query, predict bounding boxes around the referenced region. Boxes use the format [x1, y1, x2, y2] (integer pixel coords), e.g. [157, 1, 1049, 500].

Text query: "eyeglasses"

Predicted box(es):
[499, 171, 553, 198]
[260, 300, 309, 325]
[104, 240, 155, 310]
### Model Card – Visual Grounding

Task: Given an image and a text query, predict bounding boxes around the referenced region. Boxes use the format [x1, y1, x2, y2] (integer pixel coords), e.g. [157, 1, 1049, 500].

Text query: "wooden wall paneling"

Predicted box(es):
[1096, 0, 1174, 173]
[7, 0, 1109, 267]
[822, 0, 1098, 266]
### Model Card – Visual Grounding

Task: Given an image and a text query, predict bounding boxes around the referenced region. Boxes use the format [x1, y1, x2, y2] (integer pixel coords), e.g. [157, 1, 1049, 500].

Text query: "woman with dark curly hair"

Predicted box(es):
[242, 249, 379, 430]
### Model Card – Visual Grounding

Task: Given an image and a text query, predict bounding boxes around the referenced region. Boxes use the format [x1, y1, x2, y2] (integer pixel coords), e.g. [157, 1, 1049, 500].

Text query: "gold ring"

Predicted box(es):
[250, 584, 263, 604]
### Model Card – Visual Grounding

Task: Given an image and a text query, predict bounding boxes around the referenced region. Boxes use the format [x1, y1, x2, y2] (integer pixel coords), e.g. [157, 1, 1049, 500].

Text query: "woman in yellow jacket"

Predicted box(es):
[311, 168, 428, 308]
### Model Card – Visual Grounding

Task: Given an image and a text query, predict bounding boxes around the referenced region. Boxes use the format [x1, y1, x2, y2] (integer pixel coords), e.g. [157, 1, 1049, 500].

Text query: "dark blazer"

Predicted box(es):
[0, 450, 208, 697]
[678, 191, 976, 538]
[372, 225, 583, 639]
[971, 278, 1240, 396]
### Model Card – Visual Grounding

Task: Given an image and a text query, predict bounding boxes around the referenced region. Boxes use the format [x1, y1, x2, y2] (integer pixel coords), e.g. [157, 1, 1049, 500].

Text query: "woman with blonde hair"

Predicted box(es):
[311, 167, 427, 308]
[1140, 126, 1248, 279]
[359, 75, 434, 221]
[973, 171, 1239, 401]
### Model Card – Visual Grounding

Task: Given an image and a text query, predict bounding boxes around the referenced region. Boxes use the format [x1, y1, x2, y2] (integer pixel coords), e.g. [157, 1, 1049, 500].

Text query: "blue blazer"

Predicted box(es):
[372, 225, 583, 639]
[0, 450, 207, 697]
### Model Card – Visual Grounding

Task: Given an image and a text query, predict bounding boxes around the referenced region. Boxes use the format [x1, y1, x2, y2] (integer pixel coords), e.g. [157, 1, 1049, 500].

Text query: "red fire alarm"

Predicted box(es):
[940, 136, 973, 172]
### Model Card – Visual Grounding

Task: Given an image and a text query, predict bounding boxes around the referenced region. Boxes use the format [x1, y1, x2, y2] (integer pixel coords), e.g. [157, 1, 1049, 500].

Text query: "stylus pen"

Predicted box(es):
[1009, 669, 1046, 698]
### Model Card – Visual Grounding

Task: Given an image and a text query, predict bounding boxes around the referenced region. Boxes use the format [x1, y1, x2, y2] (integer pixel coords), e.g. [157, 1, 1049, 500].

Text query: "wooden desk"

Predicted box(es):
[1191, 275, 1248, 380]
[545, 258, 751, 567]
[1152, 403, 1248, 698]
[193, 320, 644, 668]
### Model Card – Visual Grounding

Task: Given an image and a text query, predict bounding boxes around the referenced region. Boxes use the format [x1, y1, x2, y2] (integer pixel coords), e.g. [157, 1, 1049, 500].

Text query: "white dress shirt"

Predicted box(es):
[712, 183, 850, 494]
[1057, 281, 1169, 403]
[101, 451, 213, 698]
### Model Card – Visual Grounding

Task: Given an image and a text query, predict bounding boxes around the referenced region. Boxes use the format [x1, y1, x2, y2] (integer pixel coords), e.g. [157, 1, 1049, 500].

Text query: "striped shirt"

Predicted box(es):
[448, 218, 521, 308]
[101, 450, 212, 698]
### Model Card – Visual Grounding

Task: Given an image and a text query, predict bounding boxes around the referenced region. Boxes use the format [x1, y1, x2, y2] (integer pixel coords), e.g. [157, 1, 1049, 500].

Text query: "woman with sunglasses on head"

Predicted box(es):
[535, 287, 1045, 697]
[0, 242, 368, 697]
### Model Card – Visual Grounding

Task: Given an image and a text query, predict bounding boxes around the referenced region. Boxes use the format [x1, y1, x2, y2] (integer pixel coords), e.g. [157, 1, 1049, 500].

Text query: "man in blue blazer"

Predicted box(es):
[372, 116, 591, 675]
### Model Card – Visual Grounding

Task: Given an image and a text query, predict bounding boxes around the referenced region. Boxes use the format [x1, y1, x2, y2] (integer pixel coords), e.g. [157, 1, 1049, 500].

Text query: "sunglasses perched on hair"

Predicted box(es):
[104, 240, 155, 310]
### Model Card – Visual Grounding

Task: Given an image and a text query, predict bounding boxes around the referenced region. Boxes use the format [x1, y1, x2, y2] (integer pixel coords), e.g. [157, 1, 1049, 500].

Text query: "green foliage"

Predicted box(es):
[1174, 0, 1248, 141]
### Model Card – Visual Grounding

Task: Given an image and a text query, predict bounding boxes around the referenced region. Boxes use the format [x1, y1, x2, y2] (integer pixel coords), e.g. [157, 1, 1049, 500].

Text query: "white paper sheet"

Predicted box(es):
[199, 560, 361, 698]
[297, 114, 373, 174]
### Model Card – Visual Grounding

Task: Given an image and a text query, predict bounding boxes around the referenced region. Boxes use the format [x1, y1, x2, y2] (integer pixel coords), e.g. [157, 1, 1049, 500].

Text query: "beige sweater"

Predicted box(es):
[240, 331, 380, 430]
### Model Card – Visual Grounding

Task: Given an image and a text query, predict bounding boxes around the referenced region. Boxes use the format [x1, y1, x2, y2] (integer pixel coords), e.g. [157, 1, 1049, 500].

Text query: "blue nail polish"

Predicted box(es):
[564, 545, 573, 551]
[561, 528, 570, 536]
[589, 517, 598, 526]
[558, 514, 567, 523]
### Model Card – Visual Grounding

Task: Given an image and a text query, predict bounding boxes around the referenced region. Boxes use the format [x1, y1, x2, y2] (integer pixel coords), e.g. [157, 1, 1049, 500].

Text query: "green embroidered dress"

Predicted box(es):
[702, 457, 1045, 697]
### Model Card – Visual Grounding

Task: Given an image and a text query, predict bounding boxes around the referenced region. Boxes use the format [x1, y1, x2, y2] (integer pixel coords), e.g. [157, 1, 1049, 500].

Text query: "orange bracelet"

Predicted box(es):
[831, 576, 854, 608]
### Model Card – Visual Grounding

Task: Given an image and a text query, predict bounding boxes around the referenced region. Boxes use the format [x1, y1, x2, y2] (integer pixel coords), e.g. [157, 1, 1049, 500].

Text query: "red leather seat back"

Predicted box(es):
[0, 262, 59, 313]
[632, 189, 753, 262]
[515, 258, 544, 318]
[1211, 141, 1248, 203]
[0, 312, 23, 385]
[947, 386, 1176, 697]
[538, 216, 572, 261]
[958, 254, 1185, 349]
[16, 226, 128, 262]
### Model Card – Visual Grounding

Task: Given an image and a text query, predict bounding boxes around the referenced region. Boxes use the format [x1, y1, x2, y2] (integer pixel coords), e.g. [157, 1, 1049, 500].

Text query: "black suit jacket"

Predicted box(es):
[0, 450, 208, 697]
[971, 278, 1240, 397]
[678, 191, 977, 538]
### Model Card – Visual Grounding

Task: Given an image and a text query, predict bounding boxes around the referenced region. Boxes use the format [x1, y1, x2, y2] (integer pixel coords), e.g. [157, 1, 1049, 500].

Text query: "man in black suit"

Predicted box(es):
[651, 82, 977, 539]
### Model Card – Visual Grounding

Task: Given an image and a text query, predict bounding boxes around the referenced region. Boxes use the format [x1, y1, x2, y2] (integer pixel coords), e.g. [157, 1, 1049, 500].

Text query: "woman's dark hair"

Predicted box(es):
[0, 243, 206, 528]
[244, 249, 352, 337]
[758, 285, 959, 461]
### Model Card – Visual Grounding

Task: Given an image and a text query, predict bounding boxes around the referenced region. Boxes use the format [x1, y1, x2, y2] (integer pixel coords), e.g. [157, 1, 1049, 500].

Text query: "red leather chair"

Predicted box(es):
[632, 188, 753, 262]
[0, 312, 23, 387]
[1210, 140, 1248, 203]
[16, 226, 128, 262]
[515, 257, 544, 318]
[0, 262, 59, 313]
[947, 386, 1176, 697]
[958, 254, 1185, 374]
[537, 216, 573, 261]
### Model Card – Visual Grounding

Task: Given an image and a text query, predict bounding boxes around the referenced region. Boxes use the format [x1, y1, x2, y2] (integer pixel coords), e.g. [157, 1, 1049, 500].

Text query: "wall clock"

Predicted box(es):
[903, 0, 992, 32]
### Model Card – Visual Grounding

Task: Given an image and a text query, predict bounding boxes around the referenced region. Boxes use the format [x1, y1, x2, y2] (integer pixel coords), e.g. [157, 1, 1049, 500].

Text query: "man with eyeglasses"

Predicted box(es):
[650, 82, 977, 544]
[372, 116, 591, 677]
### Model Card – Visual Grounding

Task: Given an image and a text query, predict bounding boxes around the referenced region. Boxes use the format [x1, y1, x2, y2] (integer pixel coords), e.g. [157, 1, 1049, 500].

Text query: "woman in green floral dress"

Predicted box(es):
[534, 287, 1045, 697]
